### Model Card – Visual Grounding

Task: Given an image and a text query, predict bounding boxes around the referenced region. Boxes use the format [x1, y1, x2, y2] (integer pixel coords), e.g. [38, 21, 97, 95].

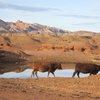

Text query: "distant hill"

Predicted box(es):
[0, 19, 67, 35]
[0, 19, 100, 36]
[66, 31, 100, 36]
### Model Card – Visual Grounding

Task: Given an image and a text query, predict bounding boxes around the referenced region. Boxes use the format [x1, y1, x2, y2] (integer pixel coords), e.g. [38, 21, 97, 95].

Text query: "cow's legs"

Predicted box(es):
[48, 71, 55, 77]
[51, 72, 55, 77]
[72, 71, 77, 78]
[48, 71, 50, 77]
[35, 71, 38, 78]
[90, 71, 95, 76]
[77, 72, 80, 78]
[31, 70, 35, 78]
[90, 72, 97, 76]
[90, 73, 92, 76]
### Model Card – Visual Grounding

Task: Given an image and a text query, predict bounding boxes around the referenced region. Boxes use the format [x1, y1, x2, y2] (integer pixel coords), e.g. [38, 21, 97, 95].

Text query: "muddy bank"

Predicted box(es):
[0, 75, 100, 100]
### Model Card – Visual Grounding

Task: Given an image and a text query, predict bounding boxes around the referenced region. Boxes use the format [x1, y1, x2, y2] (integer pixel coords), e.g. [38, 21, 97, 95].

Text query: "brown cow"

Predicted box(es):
[31, 62, 62, 78]
[72, 63, 100, 78]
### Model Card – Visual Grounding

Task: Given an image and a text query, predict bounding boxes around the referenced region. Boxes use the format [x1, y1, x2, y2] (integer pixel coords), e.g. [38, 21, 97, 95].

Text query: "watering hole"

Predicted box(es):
[0, 69, 96, 78]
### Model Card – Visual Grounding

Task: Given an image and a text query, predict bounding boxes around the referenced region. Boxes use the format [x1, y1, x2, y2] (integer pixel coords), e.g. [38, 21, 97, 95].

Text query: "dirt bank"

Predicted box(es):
[0, 75, 100, 100]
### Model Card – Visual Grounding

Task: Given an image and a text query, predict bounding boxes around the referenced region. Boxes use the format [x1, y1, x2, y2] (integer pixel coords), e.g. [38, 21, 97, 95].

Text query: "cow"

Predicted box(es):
[72, 63, 100, 78]
[31, 62, 62, 78]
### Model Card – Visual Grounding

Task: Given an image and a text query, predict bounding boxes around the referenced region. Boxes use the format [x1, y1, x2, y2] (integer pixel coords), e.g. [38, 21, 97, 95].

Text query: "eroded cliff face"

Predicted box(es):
[0, 33, 100, 57]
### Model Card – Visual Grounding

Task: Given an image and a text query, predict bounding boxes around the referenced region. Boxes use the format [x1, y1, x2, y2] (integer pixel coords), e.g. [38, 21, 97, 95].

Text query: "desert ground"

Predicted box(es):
[0, 33, 100, 100]
[0, 75, 100, 100]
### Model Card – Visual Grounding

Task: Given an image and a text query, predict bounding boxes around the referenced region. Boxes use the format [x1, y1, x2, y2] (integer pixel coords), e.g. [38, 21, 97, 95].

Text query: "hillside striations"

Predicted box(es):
[0, 19, 66, 35]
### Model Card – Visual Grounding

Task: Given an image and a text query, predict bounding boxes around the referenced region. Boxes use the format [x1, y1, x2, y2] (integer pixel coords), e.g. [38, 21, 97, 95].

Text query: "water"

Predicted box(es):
[0, 69, 97, 78]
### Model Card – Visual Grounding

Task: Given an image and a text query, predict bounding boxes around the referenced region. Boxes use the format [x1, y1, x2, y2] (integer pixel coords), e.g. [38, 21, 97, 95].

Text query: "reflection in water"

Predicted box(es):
[0, 63, 31, 74]
[0, 69, 97, 78]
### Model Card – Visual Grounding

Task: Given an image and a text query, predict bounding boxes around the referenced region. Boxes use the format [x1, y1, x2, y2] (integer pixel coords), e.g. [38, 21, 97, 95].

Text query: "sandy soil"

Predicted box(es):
[0, 75, 100, 100]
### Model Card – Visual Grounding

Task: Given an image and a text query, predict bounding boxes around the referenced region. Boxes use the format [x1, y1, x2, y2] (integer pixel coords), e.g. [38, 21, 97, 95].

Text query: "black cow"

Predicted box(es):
[72, 63, 100, 78]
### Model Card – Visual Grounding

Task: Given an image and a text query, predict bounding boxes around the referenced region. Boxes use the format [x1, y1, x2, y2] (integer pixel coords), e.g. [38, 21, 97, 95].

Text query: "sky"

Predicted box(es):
[0, 0, 100, 32]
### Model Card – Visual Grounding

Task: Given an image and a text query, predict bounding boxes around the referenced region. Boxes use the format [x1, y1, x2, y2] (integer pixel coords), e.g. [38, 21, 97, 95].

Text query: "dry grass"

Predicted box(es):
[29, 50, 94, 64]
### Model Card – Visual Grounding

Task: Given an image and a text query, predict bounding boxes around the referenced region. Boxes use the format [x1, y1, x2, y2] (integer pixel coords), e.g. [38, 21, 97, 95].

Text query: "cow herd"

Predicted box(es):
[31, 62, 100, 78]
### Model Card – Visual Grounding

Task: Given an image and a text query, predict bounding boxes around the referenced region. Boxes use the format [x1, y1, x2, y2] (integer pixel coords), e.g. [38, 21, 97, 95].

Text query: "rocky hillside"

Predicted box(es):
[0, 19, 66, 35]
[0, 19, 100, 36]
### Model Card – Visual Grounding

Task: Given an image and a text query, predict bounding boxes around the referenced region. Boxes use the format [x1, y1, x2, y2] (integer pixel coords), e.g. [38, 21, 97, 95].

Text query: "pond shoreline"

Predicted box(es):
[0, 69, 92, 78]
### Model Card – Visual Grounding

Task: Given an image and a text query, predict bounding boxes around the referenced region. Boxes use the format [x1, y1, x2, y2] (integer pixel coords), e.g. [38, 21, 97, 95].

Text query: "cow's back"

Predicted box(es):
[75, 63, 97, 73]
[32, 63, 50, 72]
